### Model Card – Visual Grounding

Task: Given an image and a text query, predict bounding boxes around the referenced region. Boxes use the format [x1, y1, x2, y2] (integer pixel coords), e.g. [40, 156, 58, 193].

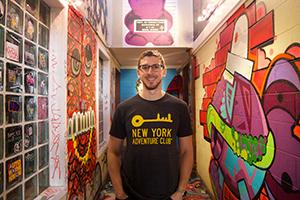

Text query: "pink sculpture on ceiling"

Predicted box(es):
[124, 0, 174, 46]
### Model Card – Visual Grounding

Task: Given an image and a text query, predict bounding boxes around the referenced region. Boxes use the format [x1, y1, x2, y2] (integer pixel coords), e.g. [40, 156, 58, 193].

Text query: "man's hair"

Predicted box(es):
[137, 50, 166, 68]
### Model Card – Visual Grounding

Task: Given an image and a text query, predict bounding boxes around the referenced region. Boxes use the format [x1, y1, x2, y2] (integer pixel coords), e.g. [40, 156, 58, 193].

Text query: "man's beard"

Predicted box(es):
[142, 79, 162, 90]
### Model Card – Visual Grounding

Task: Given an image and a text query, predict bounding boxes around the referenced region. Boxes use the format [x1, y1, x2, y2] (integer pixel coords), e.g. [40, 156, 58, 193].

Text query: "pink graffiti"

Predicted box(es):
[50, 53, 63, 179]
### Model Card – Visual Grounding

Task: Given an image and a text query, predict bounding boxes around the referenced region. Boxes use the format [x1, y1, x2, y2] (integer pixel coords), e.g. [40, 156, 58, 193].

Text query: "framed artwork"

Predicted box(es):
[38, 47, 48, 72]
[0, 128, 3, 159]
[39, 145, 48, 169]
[38, 97, 48, 120]
[6, 155, 23, 188]
[6, 185, 22, 200]
[6, 95, 22, 124]
[0, 26, 4, 57]
[0, 60, 3, 91]
[38, 121, 48, 144]
[25, 40, 36, 67]
[5, 125, 22, 157]
[7, 1, 23, 34]
[38, 72, 48, 95]
[25, 14, 37, 42]
[24, 123, 36, 150]
[39, 1, 50, 27]
[25, 176, 37, 200]
[6, 63, 22, 93]
[0, 162, 3, 194]
[24, 68, 36, 94]
[38, 25, 49, 49]
[0, 0, 5, 25]
[25, 149, 37, 177]
[25, 96, 36, 121]
[26, 0, 38, 18]
[6, 31, 23, 63]
[0, 95, 2, 125]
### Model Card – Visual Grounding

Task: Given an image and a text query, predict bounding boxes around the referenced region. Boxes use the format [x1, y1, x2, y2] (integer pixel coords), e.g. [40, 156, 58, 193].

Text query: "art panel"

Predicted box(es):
[197, 1, 300, 199]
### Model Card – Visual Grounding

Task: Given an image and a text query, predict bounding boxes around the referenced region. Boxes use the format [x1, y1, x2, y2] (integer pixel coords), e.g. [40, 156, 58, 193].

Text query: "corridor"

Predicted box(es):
[0, 0, 299, 200]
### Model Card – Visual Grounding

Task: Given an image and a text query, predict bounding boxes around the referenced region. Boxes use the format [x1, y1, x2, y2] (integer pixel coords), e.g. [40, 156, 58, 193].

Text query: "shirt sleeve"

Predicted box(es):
[109, 106, 126, 139]
[178, 103, 193, 137]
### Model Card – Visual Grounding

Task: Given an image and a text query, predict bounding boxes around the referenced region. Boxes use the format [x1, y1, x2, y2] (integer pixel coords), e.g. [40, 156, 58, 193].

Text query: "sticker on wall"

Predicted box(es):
[6, 155, 23, 189]
[25, 96, 36, 121]
[38, 48, 48, 72]
[39, 145, 48, 168]
[6, 95, 22, 124]
[38, 121, 48, 144]
[7, 1, 23, 34]
[0, 26, 4, 57]
[25, 14, 37, 42]
[0, 95, 3, 125]
[38, 97, 48, 120]
[5, 125, 22, 157]
[24, 123, 36, 150]
[0, 128, 3, 159]
[25, 0, 38, 18]
[6, 31, 23, 63]
[0, 0, 5, 25]
[38, 72, 48, 95]
[39, 1, 50, 27]
[25, 40, 36, 67]
[25, 149, 37, 177]
[39, 24, 49, 49]
[25, 68, 36, 94]
[0, 162, 3, 194]
[123, 0, 176, 46]
[25, 176, 37, 200]
[6, 63, 22, 93]
[0, 60, 3, 91]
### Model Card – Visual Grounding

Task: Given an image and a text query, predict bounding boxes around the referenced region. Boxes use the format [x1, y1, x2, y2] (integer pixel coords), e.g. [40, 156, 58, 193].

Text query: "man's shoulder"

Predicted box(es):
[165, 93, 187, 106]
[117, 95, 139, 109]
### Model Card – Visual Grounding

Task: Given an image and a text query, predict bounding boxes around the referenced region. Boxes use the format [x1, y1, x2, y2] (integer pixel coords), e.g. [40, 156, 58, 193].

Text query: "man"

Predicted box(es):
[108, 50, 193, 200]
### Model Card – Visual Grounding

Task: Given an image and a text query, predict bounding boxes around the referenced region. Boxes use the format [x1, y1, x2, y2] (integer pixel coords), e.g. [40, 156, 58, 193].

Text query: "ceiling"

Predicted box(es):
[110, 47, 191, 68]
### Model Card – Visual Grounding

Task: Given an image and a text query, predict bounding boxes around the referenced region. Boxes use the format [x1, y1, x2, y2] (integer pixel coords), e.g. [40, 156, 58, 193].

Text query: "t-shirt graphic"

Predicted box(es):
[131, 113, 174, 145]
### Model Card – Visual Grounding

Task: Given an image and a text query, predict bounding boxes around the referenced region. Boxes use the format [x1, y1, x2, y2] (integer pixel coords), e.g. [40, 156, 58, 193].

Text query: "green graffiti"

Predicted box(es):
[206, 104, 275, 169]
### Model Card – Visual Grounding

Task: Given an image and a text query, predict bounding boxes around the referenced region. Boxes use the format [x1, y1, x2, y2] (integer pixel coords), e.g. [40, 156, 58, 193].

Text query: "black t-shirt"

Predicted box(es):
[110, 93, 192, 200]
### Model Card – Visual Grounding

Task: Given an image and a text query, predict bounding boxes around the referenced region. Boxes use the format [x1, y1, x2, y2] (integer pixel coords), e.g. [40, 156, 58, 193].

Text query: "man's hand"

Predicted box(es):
[170, 190, 184, 200]
[115, 192, 128, 200]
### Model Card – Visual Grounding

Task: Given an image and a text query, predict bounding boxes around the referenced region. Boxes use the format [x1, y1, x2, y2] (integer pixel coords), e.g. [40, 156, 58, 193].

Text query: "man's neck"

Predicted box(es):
[139, 88, 165, 101]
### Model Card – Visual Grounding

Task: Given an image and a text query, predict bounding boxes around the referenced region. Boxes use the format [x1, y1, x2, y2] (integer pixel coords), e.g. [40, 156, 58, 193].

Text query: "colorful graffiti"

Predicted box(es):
[199, 1, 300, 200]
[67, 7, 97, 199]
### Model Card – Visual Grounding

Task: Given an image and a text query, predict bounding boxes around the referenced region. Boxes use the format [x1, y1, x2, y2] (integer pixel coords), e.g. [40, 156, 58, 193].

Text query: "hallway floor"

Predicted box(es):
[98, 172, 212, 200]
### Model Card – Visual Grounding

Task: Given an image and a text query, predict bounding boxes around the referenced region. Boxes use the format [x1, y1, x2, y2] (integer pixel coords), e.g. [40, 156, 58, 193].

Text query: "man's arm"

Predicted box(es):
[171, 135, 193, 200]
[107, 135, 128, 199]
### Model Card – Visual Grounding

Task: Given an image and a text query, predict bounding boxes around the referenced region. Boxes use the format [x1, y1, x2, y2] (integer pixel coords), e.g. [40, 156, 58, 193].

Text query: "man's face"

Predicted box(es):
[137, 56, 166, 91]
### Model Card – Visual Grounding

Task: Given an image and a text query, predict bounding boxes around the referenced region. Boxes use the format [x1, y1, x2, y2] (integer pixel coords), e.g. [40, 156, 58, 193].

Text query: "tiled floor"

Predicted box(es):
[99, 172, 212, 200]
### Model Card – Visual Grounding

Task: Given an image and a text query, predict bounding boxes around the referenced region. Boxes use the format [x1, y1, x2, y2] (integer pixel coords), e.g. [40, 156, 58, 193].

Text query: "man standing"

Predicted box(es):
[108, 50, 193, 200]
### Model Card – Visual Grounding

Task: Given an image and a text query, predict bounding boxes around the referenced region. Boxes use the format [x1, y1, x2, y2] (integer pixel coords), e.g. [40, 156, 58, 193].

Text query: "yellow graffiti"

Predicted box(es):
[131, 113, 173, 127]
[206, 104, 275, 169]
[71, 128, 93, 165]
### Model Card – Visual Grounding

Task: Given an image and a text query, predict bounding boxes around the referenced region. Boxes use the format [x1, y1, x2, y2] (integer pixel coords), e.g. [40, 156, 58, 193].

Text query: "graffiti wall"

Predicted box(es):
[195, 0, 300, 199]
[67, 7, 97, 199]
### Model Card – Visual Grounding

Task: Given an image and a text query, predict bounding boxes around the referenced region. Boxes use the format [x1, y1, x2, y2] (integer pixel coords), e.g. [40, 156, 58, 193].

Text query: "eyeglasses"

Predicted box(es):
[138, 64, 164, 72]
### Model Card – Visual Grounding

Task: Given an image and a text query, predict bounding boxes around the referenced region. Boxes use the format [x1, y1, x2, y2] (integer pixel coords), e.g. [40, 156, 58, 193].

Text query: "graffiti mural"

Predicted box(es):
[67, 7, 97, 199]
[198, 1, 300, 200]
